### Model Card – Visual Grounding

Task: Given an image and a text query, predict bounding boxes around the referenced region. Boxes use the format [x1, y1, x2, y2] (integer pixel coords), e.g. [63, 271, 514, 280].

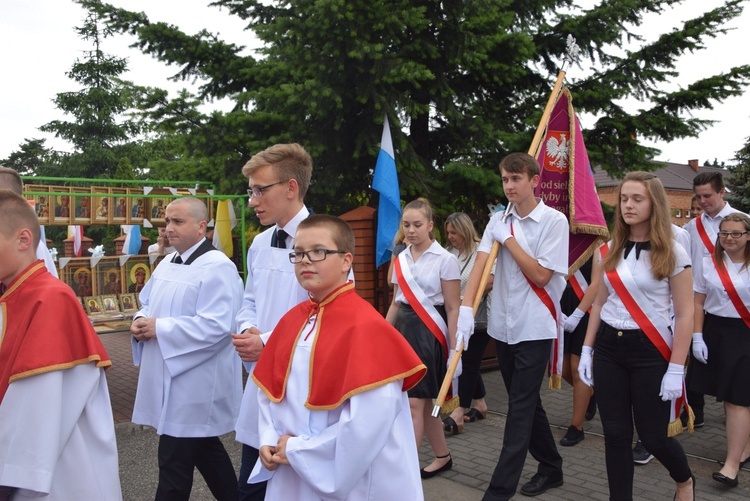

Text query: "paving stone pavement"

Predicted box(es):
[102, 331, 749, 499]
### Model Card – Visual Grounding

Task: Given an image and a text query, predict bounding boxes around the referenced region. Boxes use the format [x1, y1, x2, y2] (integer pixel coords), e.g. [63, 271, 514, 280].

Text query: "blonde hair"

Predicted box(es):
[242, 143, 313, 199]
[444, 212, 480, 256]
[402, 197, 436, 240]
[715, 213, 750, 271]
[603, 171, 675, 280]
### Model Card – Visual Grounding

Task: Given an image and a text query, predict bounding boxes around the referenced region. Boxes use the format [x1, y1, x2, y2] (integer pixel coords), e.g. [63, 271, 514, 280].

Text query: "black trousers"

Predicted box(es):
[238, 444, 267, 500]
[458, 327, 490, 407]
[483, 339, 563, 501]
[155, 434, 238, 501]
[593, 323, 691, 501]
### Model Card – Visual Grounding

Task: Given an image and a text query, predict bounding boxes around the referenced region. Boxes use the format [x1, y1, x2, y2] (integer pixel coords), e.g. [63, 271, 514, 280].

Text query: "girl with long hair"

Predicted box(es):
[691, 212, 750, 487]
[579, 172, 695, 500]
[386, 198, 461, 478]
[442, 212, 492, 434]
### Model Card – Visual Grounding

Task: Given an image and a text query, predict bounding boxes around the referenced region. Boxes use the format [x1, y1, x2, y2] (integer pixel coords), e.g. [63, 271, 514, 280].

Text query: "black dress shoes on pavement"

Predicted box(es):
[520, 472, 564, 496]
[420, 454, 453, 479]
[712, 471, 739, 487]
[559, 425, 584, 446]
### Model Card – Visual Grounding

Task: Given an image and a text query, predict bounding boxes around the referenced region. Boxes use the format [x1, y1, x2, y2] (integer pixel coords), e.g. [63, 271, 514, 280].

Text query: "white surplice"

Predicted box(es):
[250, 319, 424, 500]
[235, 208, 311, 448]
[0, 364, 122, 500]
[132, 250, 243, 437]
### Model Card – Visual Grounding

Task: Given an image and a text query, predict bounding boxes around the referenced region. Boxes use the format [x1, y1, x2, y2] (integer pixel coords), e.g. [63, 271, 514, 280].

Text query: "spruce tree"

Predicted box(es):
[78, 0, 750, 214]
[38, 12, 143, 178]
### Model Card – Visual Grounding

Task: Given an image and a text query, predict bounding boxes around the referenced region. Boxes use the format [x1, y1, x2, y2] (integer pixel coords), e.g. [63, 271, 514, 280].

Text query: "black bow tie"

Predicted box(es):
[624, 241, 651, 260]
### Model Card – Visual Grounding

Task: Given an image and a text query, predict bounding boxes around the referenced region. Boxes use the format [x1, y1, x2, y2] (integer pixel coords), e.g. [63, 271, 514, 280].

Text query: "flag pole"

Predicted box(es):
[432, 38, 579, 418]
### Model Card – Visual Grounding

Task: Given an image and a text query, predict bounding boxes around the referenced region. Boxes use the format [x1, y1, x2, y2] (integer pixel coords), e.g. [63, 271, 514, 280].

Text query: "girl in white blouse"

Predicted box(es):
[691, 212, 750, 487]
[579, 171, 694, 501]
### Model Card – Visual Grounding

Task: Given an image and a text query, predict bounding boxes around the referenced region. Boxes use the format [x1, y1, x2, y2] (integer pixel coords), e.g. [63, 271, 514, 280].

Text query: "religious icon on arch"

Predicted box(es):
[54, 189, 72, 224]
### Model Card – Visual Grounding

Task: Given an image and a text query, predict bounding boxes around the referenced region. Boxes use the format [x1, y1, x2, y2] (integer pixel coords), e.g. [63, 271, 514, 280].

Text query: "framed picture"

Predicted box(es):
[93, 187, 110, 224]
[129, 188, 146, 225]
[125, 259, 151, 294]
[97, 259, 123, 296]
[72, 187, 92, 224]
[111, 188, 128, 224]
[26, 184, 51, 224]
[67, 264, 94, 298]
[120, 293, 137, 313]
[100, 294, 120, 313]
[149, 190, 171, 224]
[53, 188, 72, 224]
[84, 296, 104, 315]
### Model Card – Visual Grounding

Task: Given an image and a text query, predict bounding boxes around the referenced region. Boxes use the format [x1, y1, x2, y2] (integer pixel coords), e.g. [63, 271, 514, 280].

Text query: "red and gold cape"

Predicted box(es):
[253, 282, 426, 410]
[0, 261, 111, 402]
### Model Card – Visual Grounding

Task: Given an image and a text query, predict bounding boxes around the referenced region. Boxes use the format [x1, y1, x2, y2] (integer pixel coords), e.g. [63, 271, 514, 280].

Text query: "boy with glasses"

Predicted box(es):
[249, 215, 426, 499]
[233, 143, 313, 500]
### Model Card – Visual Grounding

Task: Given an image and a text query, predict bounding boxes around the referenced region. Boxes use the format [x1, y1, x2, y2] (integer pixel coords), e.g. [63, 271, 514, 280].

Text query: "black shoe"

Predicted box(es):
[712, 471, 739, 487]
[633, 440, 654, 465]
[559, 425, 584, 446]
[420, 454, 452, 479]
[680, 407, 704, 428]
[585, 393, 597, 421]
[520, 472, 563, 496]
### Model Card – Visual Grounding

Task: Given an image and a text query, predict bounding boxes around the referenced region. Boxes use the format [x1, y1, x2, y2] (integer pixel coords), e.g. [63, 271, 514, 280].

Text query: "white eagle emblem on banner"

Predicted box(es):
[545, 133, 569, 171]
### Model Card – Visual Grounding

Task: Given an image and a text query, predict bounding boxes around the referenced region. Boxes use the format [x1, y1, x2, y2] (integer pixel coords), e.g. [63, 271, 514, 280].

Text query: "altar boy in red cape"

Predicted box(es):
[249, 215, 426, 500]
[0, 190, 121, 500]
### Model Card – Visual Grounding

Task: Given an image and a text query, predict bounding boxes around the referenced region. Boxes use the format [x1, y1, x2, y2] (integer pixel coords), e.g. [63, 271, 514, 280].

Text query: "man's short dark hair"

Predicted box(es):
[693, 172, 724, 193]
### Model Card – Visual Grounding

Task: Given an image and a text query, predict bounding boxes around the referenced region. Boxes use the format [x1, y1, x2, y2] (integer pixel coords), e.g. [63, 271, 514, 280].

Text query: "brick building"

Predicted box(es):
[593, 160, 731, 226]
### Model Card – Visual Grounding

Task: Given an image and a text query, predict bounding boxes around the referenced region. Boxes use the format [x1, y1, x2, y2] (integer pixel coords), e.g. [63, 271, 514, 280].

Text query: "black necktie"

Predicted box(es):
[173, 255, 183, 264]
[274, 229, 288, 249]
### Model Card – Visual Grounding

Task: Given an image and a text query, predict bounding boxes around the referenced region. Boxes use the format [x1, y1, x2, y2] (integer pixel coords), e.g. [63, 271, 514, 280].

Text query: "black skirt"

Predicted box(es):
[394, 303, 447, 399]
[687, 313, 750, 406]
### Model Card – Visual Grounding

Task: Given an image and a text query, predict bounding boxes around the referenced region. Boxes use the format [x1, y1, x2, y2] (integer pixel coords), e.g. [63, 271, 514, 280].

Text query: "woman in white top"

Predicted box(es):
[386, 198, 461, 479]
[691, 212, 750, 487]
[578, 172, 695, 501]
[442, 212, 492, 434]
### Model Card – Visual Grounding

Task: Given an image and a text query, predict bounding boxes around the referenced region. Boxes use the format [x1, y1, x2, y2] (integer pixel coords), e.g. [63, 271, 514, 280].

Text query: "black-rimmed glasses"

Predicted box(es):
[247, 180, 286, 198]
[718, 230, 749, 239]
[289, 249, 346, 264]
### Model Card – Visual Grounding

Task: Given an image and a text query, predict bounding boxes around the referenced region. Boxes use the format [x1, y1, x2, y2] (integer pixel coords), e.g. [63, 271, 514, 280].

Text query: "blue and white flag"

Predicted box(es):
[372, 115, 401, 268]
[122, 225, 142, 255]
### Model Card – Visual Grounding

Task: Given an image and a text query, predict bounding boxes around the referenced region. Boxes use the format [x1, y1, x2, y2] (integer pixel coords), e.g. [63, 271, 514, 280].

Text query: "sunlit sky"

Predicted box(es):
[1, 0, 748, 166]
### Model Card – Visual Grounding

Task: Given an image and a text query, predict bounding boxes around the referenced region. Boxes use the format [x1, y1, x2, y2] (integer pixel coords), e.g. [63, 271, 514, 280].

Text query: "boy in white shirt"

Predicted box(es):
[458, 152, 568, 500]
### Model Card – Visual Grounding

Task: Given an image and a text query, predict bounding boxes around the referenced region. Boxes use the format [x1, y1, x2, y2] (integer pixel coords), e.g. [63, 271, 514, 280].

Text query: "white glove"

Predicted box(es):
[455, 305, 475, 350]
[490, 218, 513, 244]
[659, 362, 685, 401]
[448, 349, 463, 378]
[578, 345, 594, 387]
[691, 332, 708, 364]
[564, 309, 585, 333]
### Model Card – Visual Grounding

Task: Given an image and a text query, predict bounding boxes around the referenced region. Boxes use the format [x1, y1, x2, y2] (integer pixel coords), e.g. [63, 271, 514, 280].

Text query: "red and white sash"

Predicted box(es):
[568, 269, 592, 313]
[695, 215, 716, 255]
[394, 250, 456, 404]
[600, 243, 690, 435]
[394, 251, 449, 356]
[709, 253, 750, 328]
[510, 220, 564, 389]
